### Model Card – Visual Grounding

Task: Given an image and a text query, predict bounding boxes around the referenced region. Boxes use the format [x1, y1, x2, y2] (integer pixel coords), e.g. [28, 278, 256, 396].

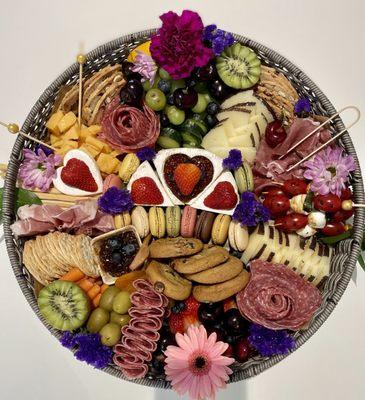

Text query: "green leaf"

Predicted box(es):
[319, 230, 352, 245]
[0, 187, 42, 221]
[358, 253, 365, 272]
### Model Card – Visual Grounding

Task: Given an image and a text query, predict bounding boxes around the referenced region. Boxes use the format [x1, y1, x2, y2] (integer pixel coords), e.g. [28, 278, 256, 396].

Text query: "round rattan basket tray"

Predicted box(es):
[2, 29, 365, 388]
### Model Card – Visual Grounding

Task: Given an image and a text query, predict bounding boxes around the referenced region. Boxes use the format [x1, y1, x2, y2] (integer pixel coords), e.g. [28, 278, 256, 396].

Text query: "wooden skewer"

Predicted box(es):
[77, 53, 86, 127]
[42, 200, 78, 208]
[279, 106, 361, 161]
[34, 191, 99, 203]
[0, 121, 56, 151]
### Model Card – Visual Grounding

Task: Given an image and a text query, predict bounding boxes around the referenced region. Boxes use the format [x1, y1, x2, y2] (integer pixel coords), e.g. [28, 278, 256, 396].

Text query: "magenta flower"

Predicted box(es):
[164, 325, 234, 400]
[18, 148, 62, 192]
[150, 10, 214, 80]
[131, 50, 158, 84]
[304, 146, 355, 196]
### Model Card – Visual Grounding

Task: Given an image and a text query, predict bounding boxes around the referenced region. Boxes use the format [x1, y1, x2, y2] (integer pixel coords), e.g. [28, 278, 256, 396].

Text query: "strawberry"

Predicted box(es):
[223, 298, 238, 312]
[182, 295, 200, 319]
[131, 177, 163, 205]
[183, 314, 199, 331]
[61, 159, 97, 192]
[173, 163, 201, 196]
[204, 181, 237, 210]
[169, 313, 184, 334]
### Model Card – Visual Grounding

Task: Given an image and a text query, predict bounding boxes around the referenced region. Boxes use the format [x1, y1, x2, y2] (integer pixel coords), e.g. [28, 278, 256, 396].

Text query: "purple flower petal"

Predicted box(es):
[98, 187, 134, 215]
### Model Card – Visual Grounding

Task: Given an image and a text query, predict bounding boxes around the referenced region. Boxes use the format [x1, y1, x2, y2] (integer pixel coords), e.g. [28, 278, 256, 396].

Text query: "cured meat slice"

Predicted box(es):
[100, 98, 160, 153]
[113, 279, 167, 379]
[236, 260, 322, 330]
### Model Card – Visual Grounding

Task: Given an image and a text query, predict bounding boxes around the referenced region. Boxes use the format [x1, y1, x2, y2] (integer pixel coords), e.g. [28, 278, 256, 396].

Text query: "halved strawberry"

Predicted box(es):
[61, 159, 98, 192]
[131, 177, 164, 205]
[169, 313, 185, 334]
[204, 181, 237, 210]
[173, 163, 201, 196]
[182, 295, 200, 319]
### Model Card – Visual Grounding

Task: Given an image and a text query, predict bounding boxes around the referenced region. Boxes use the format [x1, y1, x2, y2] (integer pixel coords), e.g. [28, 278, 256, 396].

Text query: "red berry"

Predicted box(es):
[313, 193, 341, 212]
[182, 295, 200, 318]
[277, 213, 308, 232]
[61, 159, 98, 192]
[223, 344, 234, 358]
[204, 181, 238, 210]
[341, 187, 352, 200]
[131, 177, 164, 205]
[174, 163, 201, 196]
[169, 313, 185, 334]
[283, 179, 308, 196]
[263, 195, 290, 217]
[321, 222, 346, 236]
[331, 209, 354, 222]
[264, 187, 287, 197]
[234, 337, 252, 362]
[265, 120, 287, 148]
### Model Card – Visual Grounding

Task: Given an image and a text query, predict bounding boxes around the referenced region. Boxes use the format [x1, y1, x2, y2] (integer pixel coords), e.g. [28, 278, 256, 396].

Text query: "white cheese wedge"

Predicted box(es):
[53, 149, 103, 196]
[127, 160, 174, 207]
[190, 170, 239, 215]
[153, 148, 224, 205]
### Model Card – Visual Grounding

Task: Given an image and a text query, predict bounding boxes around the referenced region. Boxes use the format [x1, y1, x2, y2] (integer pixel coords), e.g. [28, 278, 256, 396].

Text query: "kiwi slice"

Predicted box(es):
[38, 280, 90, 331]
[216, 43, 261, 89]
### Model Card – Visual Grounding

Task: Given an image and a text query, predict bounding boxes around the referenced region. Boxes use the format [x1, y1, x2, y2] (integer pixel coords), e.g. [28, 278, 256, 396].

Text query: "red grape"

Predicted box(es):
[283, 179, 308, 196]
[330, 209, 354, 222]
[263, 195, 290, 216]
[263, 187, 287, 197]
[341, 187, 352, 200]
[313, 193, 341, 212]
[321, 222, 346, 236]
[234, 337, 252, 362]
[277, 213, 308, 232]
[265, 120, 287, 147]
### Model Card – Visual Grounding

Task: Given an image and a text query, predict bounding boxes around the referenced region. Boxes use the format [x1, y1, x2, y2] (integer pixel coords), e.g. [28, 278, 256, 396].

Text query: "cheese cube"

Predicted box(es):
[97, 153, 120, 174]
[79, 144, 101, 158]
[87, 125, 101, 135]
[57, 112, 77, 133]
[50, 134, 60, 145]
[85, 136, 105, 152]
[46, 111, 64, 135]
[52, 139, 63, 148]
[63, 124, 80, 141]
[63, 140, 78, 149]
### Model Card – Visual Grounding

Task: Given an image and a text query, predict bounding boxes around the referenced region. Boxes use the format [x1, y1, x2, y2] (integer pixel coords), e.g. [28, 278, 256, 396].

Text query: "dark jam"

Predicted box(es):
[163, 154, 214, 202]
[99, 231, 139, 276]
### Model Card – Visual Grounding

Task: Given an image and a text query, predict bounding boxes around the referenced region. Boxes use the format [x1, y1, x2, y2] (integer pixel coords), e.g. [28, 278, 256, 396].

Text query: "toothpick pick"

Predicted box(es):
[76, 52, 86, 127]
[285, 106, 361, 173]
[341, 200, 365, 210]
[0, 121, 56, 150]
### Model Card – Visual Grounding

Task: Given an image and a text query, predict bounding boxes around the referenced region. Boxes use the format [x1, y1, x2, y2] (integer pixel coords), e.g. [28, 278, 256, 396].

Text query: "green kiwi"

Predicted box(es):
[216, 43, 261, 89]
[38, 280, 90, 331]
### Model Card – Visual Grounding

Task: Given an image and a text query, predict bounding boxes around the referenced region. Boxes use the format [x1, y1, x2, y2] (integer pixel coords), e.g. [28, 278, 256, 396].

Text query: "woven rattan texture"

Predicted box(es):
[2, 29, 364, 388]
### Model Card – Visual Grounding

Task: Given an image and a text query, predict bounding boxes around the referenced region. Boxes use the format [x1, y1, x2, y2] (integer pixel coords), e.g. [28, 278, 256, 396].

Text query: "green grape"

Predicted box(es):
[145, 88, 166, 111]
[159, 67, 171, 80]
[192, 93, 208, 113]
[166, 106, 186, 125]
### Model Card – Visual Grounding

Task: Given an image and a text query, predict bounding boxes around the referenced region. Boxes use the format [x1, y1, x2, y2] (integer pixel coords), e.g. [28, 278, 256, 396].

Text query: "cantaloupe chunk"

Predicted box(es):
[57, 112, 77, 133]
[46, 111, 64, 135]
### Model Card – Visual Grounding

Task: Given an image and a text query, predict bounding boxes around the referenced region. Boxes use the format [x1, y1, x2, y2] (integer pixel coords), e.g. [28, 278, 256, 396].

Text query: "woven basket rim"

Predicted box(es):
[2, 29, 365, 389]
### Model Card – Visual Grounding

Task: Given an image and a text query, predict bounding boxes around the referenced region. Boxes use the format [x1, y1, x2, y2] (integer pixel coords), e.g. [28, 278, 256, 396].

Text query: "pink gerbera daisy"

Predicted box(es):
[164, 325, 234, 400]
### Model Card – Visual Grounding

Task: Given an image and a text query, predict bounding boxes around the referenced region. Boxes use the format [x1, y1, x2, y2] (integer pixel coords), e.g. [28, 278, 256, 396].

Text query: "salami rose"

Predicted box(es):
[236, 260, 322, 330]
[100, 98, 160, 153]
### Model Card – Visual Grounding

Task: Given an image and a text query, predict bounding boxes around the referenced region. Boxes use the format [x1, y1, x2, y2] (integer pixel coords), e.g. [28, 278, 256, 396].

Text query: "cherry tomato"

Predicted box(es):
[283, 179, 308, 196]
[263, 195, 290, 216]
[320, 222, 346, 236]
[330, 209, 354, 222]
[341, 187, 352, 200]
[313, 193, 341, 212]
[265, 120, 287, 148]
[276, 213, 308, 232]
[264, 187, 287, 197]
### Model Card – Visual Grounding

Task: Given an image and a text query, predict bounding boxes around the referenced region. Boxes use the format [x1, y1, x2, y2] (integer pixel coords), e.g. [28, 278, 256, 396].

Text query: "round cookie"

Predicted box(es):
[212, 214, 231, 245]
[194, 211, 215, 243]
[149, 207, 166, 238]
[181, 206, 197, 238]
[149, 237, 203, 258]
[131, 206, 150, 238]
[165, 206, 181, 237]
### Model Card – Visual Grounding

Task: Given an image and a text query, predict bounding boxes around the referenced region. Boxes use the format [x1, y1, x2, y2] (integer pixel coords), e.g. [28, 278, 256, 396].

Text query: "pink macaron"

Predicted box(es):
[102, 174, 123, 193]
[180, 205, 197, 238]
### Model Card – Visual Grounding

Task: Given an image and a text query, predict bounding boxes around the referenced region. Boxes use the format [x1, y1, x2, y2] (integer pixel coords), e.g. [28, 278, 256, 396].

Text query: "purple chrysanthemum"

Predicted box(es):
[222, 149, 243, 170]
[303, 146, 355, 196]
[248, 324, 296, 357]
[203, 24, 234, 56]
[60, 332, 113, 369]
[18, 148, 62, 192]
[233, 191, 271, 226]
[150, 10, 213, 79]
[98, 186, 134, 215]
[131, 51, 158, 84]
[136, 147, 156, 162]
[294, 98, 311, 115]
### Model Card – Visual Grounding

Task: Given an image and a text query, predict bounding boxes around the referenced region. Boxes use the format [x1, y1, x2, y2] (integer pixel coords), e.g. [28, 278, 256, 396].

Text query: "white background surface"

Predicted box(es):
[0, 1, 364, 399]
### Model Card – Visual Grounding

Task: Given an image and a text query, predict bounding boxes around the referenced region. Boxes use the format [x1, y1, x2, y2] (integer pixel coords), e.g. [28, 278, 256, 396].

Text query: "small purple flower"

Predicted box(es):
[203, 24, 234, 56]
[98, 186, 134, 215]
[136, 147, 156, 162]
[18, 148, 62, 192]
[233, 191, 271, 226]
[294, 98, 311, 115]
[222, 149, 243, 170]
[304, 146, 355, 196]
[131, 51, 158, 84]
[60, 332, 113, 369]
[35, 144, 54, 156]
[248, 324, 296, 357]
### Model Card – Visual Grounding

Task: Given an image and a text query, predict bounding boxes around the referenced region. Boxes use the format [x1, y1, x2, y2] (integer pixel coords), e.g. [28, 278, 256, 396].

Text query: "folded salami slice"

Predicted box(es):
[113, 279, 167, 379]
[236, 260, 322, 330]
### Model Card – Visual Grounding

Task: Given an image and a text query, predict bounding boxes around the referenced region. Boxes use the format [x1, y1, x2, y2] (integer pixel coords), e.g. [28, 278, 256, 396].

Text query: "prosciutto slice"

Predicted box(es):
[100, 98, 160, 153]
[113, 279, 168, 380]
[10, 199, 114, 237]
[236, 260, 322, 330]
[253, 118, 332, 189]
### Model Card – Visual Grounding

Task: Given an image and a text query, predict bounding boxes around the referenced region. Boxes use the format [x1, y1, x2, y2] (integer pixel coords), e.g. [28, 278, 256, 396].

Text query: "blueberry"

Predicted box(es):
[171, 301, 185, 314]
[205, 114, 219, 128]
[106, 238, 121, 250]
[111, 251, 123, 264]
[157, 79, 171, 94]
[167, 93, 175, 105]
[207, 102, 220, 115]
[122, 243, 136, 256]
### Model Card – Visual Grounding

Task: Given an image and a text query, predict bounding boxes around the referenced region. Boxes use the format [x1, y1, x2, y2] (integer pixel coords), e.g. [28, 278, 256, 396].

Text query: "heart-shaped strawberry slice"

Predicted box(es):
[204, 181, 238, 210]
[61, 158, 98, 192]
[173, 163, 202, 196]
[131, 177, 163, 205]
